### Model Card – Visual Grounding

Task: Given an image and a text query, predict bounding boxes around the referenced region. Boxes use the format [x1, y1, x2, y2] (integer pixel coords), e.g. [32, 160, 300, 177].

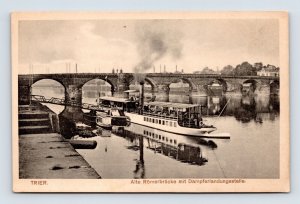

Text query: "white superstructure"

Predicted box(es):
[98, 96, 230, 138]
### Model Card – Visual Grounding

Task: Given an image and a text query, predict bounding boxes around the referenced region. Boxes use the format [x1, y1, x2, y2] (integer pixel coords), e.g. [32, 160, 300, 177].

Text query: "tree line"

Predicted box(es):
[194, 62, 279, 76]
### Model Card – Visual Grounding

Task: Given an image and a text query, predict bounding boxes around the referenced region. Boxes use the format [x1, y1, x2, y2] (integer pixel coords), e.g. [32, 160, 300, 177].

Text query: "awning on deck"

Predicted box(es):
[99, 96, 132, 103]
[144, 101, 201, 109]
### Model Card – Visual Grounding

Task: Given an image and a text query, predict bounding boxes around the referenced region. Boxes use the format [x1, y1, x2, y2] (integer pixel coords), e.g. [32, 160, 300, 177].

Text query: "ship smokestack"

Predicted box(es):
[139, 81, 145, 115]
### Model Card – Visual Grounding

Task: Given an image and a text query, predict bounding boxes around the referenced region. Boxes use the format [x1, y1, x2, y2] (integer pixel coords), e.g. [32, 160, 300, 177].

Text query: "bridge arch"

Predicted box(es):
[31, 79, 66, 113]
[81, 77, 115, 89]
[208, 78, 228, 92]
[31, 78, 66, 95]
[81, 78, 114, 101]
[168, 77, 197, 92]
[32, 77, 65, 88]
[180, 78, 197, 91]
[144, 77, 158, 90]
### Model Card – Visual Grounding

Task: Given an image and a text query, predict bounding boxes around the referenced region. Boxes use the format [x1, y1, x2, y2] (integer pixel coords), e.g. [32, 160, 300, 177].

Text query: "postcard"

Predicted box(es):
[12, 11, 289, 192]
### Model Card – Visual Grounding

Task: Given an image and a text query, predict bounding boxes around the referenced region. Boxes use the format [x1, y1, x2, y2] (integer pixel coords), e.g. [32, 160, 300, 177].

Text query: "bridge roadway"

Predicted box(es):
[19, 73, 279, 107]
[18, 72, 279, 79]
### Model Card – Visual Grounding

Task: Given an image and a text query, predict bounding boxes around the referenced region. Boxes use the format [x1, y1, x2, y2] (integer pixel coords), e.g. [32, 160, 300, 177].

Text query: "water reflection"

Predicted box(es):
[195, 94, 280, 123]
[112, 123, 218, 171]
[234, 95, 257, 123]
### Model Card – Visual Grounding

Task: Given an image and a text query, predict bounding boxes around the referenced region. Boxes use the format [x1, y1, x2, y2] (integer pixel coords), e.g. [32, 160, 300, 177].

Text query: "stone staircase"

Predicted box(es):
[19, 107, 53, 135]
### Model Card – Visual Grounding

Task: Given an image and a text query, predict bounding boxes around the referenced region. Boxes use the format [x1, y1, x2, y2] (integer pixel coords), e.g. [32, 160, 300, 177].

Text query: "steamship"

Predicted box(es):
[97, 88, 229, 138]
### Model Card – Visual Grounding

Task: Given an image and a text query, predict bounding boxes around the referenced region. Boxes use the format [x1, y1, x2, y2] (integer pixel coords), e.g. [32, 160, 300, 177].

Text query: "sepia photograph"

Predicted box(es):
[12, 12, 289, 192]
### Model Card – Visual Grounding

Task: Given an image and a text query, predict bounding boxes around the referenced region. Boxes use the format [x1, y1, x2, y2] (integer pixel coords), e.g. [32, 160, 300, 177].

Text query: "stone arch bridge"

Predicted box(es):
[18, 73, 279, 106]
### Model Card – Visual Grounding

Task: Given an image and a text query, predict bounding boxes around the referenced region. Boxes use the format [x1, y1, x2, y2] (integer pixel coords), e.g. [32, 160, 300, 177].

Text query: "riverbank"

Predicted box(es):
[19, 133, 101, 179]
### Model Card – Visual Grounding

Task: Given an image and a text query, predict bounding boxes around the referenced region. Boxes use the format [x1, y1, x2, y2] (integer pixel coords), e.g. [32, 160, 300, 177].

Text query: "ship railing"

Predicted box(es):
[31, 95, 48, 102]
[31, 94, 106, 111]
[48, 97, 63, 105]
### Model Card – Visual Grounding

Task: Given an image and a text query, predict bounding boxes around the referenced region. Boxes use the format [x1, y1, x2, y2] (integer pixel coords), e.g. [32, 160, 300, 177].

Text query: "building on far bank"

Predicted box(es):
[257, 65, 280, 77]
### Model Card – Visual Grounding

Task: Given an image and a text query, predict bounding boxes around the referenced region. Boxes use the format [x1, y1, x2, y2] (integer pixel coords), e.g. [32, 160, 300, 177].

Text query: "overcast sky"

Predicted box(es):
[18, 19, 279, 74]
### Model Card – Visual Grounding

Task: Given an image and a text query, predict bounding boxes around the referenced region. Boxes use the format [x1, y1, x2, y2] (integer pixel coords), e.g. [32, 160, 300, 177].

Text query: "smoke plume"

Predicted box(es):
[133, 22, 183, 77]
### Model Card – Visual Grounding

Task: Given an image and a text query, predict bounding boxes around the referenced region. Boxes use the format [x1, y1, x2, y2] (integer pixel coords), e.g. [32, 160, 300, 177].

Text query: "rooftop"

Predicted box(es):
[99, 96, 132, 103]
[100, 96, 201, 109]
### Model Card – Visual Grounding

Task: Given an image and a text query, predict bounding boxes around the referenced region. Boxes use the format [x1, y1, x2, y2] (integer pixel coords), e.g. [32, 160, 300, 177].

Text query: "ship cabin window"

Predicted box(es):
[123, 101, 137, 113]
[166, 121, 169, 126]
[170, 122, 173, 127]
[162, 120, 165, 125]
[177, 105, 202, 128]
[155, 119, 158, 124]
[174, 122, 177, 127]
[174, 140, 177, 144]
[144, 130, 146, 135]
[144, 117, 146, 121]
[152, 118, 155, 123]
[170, 139, 173, 143]
[156, 134, 158, 138]
[159, 120, 161, 124]
[152, 133, 154, 137]
[162, 136, 165, 141]
[166, 137, 169, 142]
[159, 135, 161, 139]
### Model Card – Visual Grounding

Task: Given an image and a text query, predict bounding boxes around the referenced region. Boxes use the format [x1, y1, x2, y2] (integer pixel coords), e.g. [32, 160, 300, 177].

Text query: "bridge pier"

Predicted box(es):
[65, 84, 82, 106]
[151, 86, 158, 99]
[18, 85, 31, 105]
[114, 83, 130, 98]
[61, 84, 84, 121]
[157, 84, 170, 102]
[113, 74, 130, 98]
[59, 106, 84, 122]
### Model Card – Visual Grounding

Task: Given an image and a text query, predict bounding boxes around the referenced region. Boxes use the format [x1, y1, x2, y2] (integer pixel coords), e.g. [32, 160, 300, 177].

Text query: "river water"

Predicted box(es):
[32, 86, 280, 179]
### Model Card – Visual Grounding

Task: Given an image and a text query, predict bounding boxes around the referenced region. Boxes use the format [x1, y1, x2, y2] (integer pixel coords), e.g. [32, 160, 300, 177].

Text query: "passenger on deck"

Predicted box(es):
[144, 105, 150, 112]
[199, 117, 203, 127]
